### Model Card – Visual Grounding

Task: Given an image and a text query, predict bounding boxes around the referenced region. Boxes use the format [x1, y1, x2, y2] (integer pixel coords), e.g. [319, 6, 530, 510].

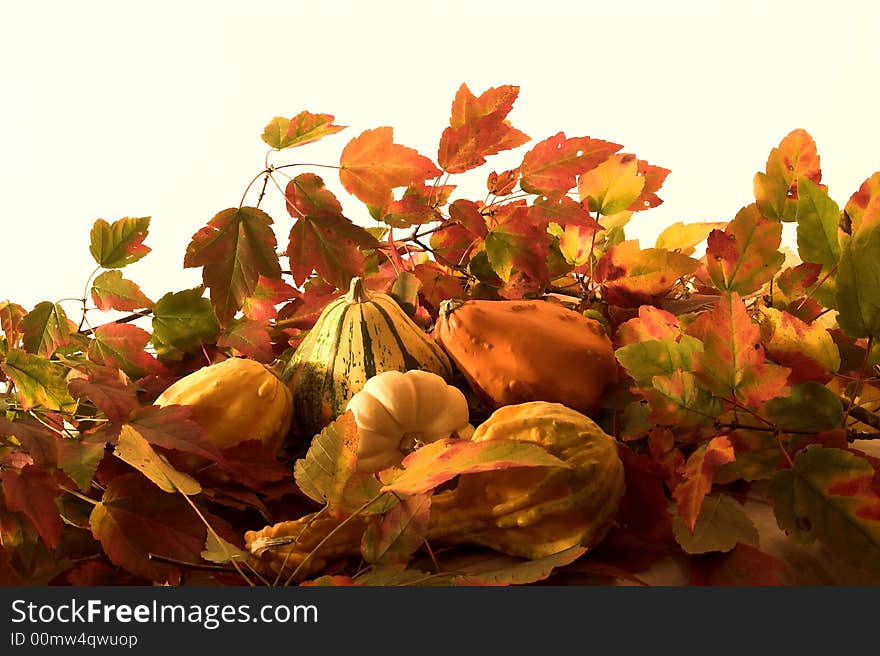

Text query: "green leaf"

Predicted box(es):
[90, 270, 153, 312]
[484, 209, 550, 285]
[89, 217, 151, 269]
[796, 178, 841, 267]
[20, 302, 70, 357]
[615, 335, 702, 386]
[89, 324, 166, 379]
[577, 153, 645, 216]
[642, 370, 723, 426]
[293, 411, 360, 507]
[772, 445, 880, 573]
[761, 382, 843, 432]
[390, 271, 421, 316]
[0, 348, 76, 412]
[836, 225, 880, 339]
[184, 207, 282, 326]
[671, 494, 759, 554]
[113, 425, 201, 495]
[757, 306, 840, 380]
[150, 288, 220, 359]
[261, 111, 345, 150]
[361, 493, 431, 565]
[381, 438, 568, 496]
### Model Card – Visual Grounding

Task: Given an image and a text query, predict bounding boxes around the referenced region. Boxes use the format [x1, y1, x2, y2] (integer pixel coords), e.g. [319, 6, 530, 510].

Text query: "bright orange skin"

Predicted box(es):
[434, 299, 617, 415]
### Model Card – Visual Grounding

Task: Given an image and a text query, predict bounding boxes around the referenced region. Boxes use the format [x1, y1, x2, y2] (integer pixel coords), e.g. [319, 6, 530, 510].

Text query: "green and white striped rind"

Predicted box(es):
[284, 281, 453, 442]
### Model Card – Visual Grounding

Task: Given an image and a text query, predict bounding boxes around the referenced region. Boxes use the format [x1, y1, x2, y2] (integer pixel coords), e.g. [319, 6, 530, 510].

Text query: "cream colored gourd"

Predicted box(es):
[345, 370, 473, 472]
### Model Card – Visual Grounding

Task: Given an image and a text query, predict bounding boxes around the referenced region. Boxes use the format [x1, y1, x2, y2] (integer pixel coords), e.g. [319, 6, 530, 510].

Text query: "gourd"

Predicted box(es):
[244, 401, 626, 579]
[345, 369, 474, 472]
[155, 357, 293, 453]
[283, 277, 454, 440]
[434, 298, 617, 415]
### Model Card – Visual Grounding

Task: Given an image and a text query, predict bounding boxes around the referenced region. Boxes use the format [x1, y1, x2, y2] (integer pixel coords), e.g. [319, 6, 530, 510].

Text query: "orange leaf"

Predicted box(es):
[617, 306, 681, 346]
[595, 240, 700, 307]
[754, 128, 822, 221]
[519, 132, 621, 195]
[673, 436, 735, 533]
[628, 160, 671, 211]
[339, 127, 441, 208]
[845, 171, 880, 234]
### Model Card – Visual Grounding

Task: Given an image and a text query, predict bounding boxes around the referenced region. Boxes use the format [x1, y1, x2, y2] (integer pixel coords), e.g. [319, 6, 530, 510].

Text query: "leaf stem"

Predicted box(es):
[59, 484, 98, 506]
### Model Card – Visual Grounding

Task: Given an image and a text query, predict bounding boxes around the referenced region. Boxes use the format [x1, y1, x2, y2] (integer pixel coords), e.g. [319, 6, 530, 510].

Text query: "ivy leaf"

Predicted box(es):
[484, 205, 550, 285]
[616, 336, 702, 387]
[438, 83, 530, 174]
[90, 270, 154, 312]
[67, 365, 140, 423]
[381, 438, 567, 496]
[89, 473, 206, 583]
[89, 217, 151, 269]
[20, 301, 70, 357]
[796, 178, 841, 267]
[293, 411, 360, 508]
[673, 436, 736, 533]
[184, 207, 282, 326]
[1, 348, 76, 412]
[150, 288, 220, 359]
[692, 292, 790, 407]
[519, 132, 621, 195]
[1, 465, 63, 549]
[577, 153, 645, 216]
[216, 318, 274, 363]
[836, 224, 880, 339]
[844, 172, 880, 234]
[113, 425, 201, 495]
[261, 111, 345, 150]
[595, 240, 700, 307]
[706, 204, 785, 295]
[672, 493, 759, 554]
[758, 307, 840, 383]
[754, 129, 822, 222]
[89, 323, 167, 379]
[339, 127, 441, 208]
[772, 445, 880, 573]
[361, 493, 431, 565]
[654, 221, 727, 256]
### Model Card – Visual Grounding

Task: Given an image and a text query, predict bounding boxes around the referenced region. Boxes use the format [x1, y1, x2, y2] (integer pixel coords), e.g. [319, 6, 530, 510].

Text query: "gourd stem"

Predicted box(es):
[345, 277, 371, 304]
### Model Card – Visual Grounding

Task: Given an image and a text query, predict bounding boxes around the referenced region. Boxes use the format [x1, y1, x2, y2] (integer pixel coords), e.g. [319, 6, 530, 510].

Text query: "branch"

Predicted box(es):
[842, 397, 880, 431]
[78, 310, 153, 336]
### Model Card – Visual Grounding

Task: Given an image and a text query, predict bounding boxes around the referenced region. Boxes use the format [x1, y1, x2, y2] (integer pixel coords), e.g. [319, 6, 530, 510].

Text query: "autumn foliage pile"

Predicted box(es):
[3, 83, 880, 586]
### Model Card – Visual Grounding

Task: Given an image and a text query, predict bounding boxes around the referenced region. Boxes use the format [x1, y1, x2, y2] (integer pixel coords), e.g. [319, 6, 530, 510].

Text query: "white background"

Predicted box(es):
[2, 0, 878, 316]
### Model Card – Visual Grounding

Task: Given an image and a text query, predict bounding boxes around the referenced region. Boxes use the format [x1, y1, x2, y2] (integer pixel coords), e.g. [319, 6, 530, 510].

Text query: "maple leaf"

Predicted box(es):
[705, 204, 785, 295]
[595, 240, 700, 307]
[123, 405, 222, 464]
[616, 336, 703, 387]
[89, 323, 166, 379]
[0, 300, 26, 344]
[89, 473, 207, 583]
[412, 262, 464, 312]
[487, 168, 521, 196]
[484, 205, 550, 285]
[90, 270, 153, 312]
[449, 199, 489, 238]
[438, 84, 530, 174]
[339, 127, 441, 208]
[754, 128, 822, 222]
[654, 221, 727, 256]
[772, 445, 880, 573]
[836, 224, 880, 339]
[294, 411, 360, 508]
[150, 288, 220, 359]
[691, 293, 790, 407]
[275, 278, 339, 331]
[217, 317, 274, 362]
[531, 194, 601, 230]
[20, 301, 70, 357]
[1, 465, 63, 549]
[578, 153, 646, 216]
[211, 440, 290, 490]
[758, 307, 840, 383]
[184, 207, 282, 326]
[519, 132, 621, 195]
[844, 171, 880, 234]
[673, 436, 736, 533]
[284, 173, 344, 217]
[776, 262, 821, 303]
[67, 365, 140, 423]
[672, 493, 759, 554]
[361, 493, 431, 565]
[616, 305, 681, 345]
[628, 160, 671, 211]
[261, 111, 345, 150]
[241, 275, 298, 322]
[382, 438, 567, 496]
[380, 184, 448, 228]
[89, 216, 151, 269]
[1, 348, 76, 412]
[643, 370, 723, 426]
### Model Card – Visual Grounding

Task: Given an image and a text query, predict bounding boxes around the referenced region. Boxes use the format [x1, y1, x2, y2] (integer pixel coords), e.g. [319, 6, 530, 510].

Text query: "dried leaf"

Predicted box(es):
[294, 411, 360, 507]
[113, 425, 201, 495]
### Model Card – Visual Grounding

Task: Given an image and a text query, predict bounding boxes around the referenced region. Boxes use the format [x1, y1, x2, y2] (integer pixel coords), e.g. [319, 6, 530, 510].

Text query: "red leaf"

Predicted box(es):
[262, 111, 346, 150]
[845, 172, 880, 234]
[617, 306, 681, 345]
[776, 262, 822, 300]
[241, 275, 298, 322]
[20, 302, 71, 357]
[690, 543, 785, 585]
[284, 173, 344, 218]
[487, 168, 521, 196]
[530, 194, 602, 230]
[484, 204, 551, 286]
[217, 318, 275, 362]
[595, 240, 701, 307]
[287, 212, 379, 288]
[628, 160, 671, 211]
[125, 405, 222, 464]
[449, 199, 488, 239]
[438, 84, 530, 174]
[90, 270, 154, 312]
[0, 300, 26, 344]
[519, 132, 621, 195]
[412, 262, 464, 313]
[214, 440, 291, 489]
[1, 465, 63, 549]
[67, 365, 140, 423]
[672, 436, 736, 533]
[754, 129, 822, 221]
[184, 207, 282, 326]
[275, 280, 340, 331]
[339, 127, 441, 208]
[381, 186, 445, 228]
[89, 323, 167, 379]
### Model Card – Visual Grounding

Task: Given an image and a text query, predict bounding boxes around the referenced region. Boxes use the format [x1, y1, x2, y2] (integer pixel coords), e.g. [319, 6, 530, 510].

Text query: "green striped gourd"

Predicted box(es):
[282, 277, 453, 441]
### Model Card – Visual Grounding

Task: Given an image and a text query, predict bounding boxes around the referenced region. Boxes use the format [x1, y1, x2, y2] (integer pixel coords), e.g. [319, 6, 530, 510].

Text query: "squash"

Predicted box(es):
[434, 298, 616, 415]
[345, 369, 473, 472]
[245, 401, 626, 578]
[155, 357, 293, 453]
[283, 277, 454, 441]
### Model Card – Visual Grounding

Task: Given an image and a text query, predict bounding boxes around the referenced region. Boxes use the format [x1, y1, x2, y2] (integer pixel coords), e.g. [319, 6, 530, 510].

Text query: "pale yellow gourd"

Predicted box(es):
[345, 370, 473, 472]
